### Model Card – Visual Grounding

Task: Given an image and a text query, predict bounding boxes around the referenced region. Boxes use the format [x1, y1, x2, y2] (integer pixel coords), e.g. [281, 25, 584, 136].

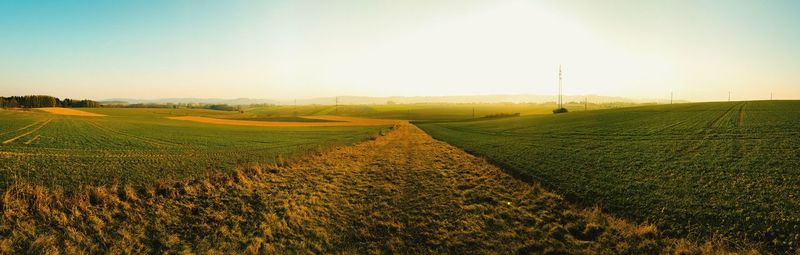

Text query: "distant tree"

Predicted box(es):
[0, 95, 98, 108]
[208, 104, 236, 111]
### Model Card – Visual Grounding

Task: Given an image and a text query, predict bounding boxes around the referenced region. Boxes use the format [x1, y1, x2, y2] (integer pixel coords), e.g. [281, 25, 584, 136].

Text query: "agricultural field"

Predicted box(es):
[0, 122, 738, 254]
[417, 100, 800, 252]
[230, 102, 647, 121]
[0, 108, 391, 189]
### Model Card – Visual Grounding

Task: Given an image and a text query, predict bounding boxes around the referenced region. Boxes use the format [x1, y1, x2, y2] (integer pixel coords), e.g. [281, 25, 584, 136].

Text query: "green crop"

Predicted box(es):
[235, 102, 644, 121]
[0, 108, 389, 189]
[417, 100, 800, 252]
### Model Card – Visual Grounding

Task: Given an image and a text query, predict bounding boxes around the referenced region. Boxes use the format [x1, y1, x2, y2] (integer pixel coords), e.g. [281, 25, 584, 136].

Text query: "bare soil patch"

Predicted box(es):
[169, 115, 397, 127]
[37, 107, 106, 117]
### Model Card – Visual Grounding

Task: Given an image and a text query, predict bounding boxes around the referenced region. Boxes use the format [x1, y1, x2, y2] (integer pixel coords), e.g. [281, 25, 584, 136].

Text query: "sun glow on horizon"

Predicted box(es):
[1, 0, 799, 102]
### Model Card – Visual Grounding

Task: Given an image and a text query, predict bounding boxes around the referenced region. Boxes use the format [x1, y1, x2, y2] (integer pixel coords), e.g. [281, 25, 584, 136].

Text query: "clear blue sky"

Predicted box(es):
[1, 0, 799, 101]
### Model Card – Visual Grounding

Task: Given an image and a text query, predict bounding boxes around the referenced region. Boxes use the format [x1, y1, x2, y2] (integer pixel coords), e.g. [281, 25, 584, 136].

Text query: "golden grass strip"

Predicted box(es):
[0, 151, 33, 156]
[168, 115, 398, 127]
[37, 107, 106, 117]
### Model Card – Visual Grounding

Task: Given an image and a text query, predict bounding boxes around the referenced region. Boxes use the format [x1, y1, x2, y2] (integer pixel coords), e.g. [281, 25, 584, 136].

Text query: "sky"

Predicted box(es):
[1, 0, 799, 102]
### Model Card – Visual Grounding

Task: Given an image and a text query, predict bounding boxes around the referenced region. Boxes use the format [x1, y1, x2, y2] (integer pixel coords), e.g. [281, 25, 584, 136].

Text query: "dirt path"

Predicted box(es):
[253, 123, 663, 253]
[0, 123, 685, 254]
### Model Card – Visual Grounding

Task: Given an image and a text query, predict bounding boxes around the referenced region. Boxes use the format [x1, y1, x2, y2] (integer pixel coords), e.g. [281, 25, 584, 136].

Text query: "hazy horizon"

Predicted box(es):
[97, 93, 684, 105]
[2, 0, 799, 101]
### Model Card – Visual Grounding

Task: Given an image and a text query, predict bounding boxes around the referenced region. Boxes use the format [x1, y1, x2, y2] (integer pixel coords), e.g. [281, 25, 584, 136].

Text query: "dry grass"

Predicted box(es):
[0, 123, 765, 254]
[168, 115, 398, 127]
[36, 108, 105, 117]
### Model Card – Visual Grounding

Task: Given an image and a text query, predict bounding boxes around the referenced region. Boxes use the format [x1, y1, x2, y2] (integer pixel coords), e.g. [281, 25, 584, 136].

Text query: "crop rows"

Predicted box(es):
[0, 109, 390, 189]
[417, 101, 800, 252]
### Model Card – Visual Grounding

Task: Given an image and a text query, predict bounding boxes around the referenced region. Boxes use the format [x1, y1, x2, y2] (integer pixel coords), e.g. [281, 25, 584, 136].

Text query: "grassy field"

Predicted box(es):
[0, 123, 743, 254]
[230, 102, 649, 121]
[417, 100, 800, 252]
[0, 108, 390, 189]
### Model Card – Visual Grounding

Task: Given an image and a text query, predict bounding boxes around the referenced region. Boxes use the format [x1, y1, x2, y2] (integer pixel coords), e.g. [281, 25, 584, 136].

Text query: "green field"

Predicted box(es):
[0, 108, 390, 189]
[417, 101, 800, 251]
[231, 102, 647, 121]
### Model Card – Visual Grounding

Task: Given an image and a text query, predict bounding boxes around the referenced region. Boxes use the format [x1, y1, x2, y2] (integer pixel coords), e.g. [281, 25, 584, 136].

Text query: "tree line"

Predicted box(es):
[0, 95, 100, 108]
[102, 102, 242, 111]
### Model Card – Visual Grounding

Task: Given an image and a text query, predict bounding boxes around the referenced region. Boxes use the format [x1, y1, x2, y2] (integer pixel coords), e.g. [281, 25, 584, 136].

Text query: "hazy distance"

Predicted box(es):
[1, 0, 799, 102]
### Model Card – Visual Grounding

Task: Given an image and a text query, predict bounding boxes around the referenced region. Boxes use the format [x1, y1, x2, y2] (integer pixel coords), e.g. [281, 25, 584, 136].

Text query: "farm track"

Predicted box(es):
[0, 119, 45, 138]
[2, 119, 52, 144]
[707, 102, 741, 128]
[682, 102, 747, 158]
[228, 123, 667, 253]
[736, 102, 747, 127]
[23, 135, 40, 145]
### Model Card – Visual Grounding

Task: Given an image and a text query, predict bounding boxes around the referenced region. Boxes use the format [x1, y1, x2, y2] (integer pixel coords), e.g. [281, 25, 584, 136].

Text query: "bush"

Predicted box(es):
[483, 113, 520, 118]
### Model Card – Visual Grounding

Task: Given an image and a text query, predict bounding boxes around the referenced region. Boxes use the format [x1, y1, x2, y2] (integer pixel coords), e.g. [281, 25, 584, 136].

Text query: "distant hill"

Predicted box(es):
[101, 98, 278, 105]
[102, 95, 687, 106]
[276, 94, 686, 105]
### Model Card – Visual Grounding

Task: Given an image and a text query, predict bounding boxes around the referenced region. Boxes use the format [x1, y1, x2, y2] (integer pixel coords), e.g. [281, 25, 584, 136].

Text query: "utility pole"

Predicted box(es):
[584, 97, 588, 111]
[670, 92, 673, 104]
[558, 65, 563, 109]
[728, 91, 731, 102]
[335, 96, 338, 114]
[472, 107, 475, 119]
[771, 92, 773, 100]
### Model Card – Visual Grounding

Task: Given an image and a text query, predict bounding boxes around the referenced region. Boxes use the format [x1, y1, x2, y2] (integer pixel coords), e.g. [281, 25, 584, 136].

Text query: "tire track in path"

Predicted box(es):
[2, 119, 52, 144]
[263, 123, 669, 254]
[707, 103, 740, 128]
[23, 135, 40, 145]
[0, 119, 45, 138]
[736, 102, 747, 127]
